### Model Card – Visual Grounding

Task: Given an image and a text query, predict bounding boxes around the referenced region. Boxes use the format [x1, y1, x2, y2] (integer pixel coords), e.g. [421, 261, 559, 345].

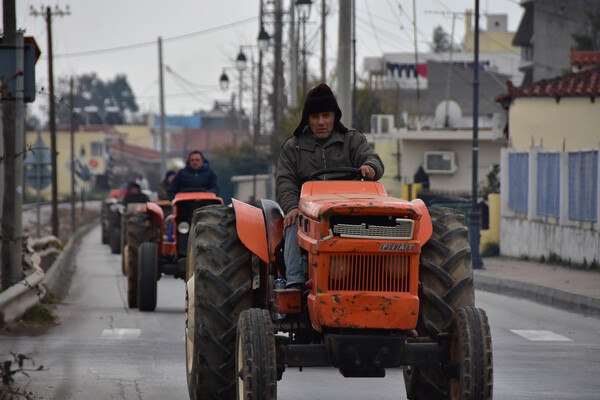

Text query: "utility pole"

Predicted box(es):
[69, 77, 76, 234]
[1, 0, 21, 290]
[289, 0, 298, 108]
[412, 0, 421, 125]
[351, 0, 357, 129]
[31, 4, 71, 238]
[273, 0, 283, 138]
[158, 37, 167, 178]
[470, 0, 483, 269]
[337, 0, 351, 127]
[321, 0, 327, 82]
[425, 10, 460, 127]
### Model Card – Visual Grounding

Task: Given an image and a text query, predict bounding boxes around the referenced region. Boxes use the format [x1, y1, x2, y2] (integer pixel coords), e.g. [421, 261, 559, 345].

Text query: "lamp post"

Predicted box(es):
[253, 24, 270, 204]
[296, 0, 312, 99]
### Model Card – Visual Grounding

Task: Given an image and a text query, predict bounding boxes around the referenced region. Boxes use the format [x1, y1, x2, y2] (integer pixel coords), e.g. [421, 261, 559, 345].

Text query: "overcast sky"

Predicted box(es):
[11, 0, 523, 120]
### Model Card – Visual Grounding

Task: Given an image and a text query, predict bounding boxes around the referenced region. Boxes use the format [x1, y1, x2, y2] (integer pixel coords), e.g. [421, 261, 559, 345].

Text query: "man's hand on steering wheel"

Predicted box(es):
[283, 208, 299, 228]
[360, 164, 376, 180]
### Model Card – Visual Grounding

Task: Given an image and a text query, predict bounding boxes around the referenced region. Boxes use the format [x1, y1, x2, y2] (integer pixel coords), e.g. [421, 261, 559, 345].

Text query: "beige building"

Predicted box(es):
[25, 125, 126, 200]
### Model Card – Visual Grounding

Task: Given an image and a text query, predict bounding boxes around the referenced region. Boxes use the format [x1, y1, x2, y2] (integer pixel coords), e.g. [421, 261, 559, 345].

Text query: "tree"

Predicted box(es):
[431, 25, 452, 53]
[210, 142, 271, 204]
[55, 73, 138, 125]
[572, 11, 600, 50]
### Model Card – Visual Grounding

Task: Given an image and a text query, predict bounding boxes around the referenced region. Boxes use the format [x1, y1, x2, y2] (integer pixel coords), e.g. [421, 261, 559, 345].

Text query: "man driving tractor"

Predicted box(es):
[276, 82, 384, 289]
[168, 150, 219, 200]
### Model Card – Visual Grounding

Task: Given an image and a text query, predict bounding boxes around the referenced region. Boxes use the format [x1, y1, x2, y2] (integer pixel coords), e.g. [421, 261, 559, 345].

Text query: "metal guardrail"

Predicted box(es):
[0, 236, 62, 326]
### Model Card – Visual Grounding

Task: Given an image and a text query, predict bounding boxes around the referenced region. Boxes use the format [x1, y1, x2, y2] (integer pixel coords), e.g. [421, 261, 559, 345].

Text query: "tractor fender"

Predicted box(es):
[410, 198, 433, 244]
[260, 199, 284, 263]
[231, 199, 270, 263]
[145, 202, 164, 241]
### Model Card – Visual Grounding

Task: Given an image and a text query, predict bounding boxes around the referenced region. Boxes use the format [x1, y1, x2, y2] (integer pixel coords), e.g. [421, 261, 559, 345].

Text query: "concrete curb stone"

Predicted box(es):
[474, 272, 600, 318]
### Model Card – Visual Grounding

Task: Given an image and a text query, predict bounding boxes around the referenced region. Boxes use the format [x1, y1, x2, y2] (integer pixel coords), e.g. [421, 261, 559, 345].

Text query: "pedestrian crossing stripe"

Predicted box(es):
[101, 329, 141, 339]
[510, 329, 572, 341]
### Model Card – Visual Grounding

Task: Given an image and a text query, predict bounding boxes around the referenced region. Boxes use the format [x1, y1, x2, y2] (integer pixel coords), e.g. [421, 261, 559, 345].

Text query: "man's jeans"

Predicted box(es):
[284, 221, 303, 287]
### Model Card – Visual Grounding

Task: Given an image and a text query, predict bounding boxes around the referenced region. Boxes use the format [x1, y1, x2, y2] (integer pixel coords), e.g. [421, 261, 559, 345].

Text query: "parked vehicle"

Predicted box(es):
[184, 167, 492, 400]
[123, 192, 223, 311]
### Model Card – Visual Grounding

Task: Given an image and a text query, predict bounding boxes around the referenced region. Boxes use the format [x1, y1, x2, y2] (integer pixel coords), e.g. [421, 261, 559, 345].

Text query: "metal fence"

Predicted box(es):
[568, 150, 598, 224]
[537, 152, 560, 219]
[508, 152, 528, 213]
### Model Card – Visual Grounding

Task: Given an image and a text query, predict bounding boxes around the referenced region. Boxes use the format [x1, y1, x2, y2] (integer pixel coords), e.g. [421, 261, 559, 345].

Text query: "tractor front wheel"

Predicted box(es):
[138, 242, 158, 311]
[185, 205, 254, 400]
[449, 306, 493, 400]
[236, 308, 277, 400]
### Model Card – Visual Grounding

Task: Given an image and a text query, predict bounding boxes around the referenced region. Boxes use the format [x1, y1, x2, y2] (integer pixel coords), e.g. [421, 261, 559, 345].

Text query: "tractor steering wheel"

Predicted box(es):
[309, 167, 363, 181]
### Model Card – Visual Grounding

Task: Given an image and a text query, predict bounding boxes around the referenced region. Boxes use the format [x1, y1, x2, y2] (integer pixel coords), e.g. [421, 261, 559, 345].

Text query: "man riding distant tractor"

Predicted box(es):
[184, 82, 492, 400]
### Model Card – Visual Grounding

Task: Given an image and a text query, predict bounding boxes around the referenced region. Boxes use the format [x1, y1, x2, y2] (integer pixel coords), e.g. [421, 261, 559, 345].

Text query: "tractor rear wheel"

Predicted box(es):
[110, 227, 121, 254]
[403, 206, 476, 400]
[236, 308, 277, 400]
[125, 212, 155, 309]
[449, 306, 493, 400]
[185, 205, 253, 400]
[138, 242, 158, 311]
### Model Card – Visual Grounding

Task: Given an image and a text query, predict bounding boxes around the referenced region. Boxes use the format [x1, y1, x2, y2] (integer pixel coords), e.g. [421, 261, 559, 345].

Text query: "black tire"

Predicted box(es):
[110, 227, 121, 254]
[185, 204, 254, 400]
[236, 309, 277, 400]
[101, 204, 109, 245]
[449, 306, 493, 400]
[404, 206, 475, 400]
[125, 212, 155, 309]
[138, 242, 158, 312]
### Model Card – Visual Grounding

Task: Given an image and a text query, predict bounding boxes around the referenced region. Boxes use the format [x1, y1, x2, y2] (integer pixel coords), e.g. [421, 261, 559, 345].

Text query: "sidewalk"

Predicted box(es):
[474, 256, 600, 317]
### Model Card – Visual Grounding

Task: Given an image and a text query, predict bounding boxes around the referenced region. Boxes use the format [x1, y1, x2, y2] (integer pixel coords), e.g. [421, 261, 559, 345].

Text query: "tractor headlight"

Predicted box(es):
[177, 221, 190, 235]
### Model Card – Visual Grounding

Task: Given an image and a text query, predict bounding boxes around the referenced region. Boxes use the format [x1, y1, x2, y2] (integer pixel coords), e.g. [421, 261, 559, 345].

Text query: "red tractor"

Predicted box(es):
[184, 168, 493, 400]
[122, 191, 223, 311]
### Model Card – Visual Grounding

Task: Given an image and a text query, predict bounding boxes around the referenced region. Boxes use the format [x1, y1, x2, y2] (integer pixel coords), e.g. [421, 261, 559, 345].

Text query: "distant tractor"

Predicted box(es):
[122, 192, 223, 311]
[184, 168, 493, 400]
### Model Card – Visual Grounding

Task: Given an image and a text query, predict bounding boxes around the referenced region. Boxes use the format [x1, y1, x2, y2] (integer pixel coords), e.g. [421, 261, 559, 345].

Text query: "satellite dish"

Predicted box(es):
[434, 100, 462, 128]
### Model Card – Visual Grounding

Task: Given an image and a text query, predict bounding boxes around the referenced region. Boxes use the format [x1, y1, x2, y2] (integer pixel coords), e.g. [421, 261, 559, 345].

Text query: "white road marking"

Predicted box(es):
[101, 328, 141, 339]
[510, 329, 572, 341]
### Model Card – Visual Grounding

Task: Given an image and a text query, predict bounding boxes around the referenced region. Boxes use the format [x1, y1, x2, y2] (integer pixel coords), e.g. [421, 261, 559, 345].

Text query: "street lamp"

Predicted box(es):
[235, 49, 247, 113]
[258, 25, 270, 52]
[219, 71, 229, 91]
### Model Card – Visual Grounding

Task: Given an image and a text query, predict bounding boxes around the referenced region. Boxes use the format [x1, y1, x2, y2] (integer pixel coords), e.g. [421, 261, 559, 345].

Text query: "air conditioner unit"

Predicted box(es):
[370, 114, 394, 133]
[424, 151, 457, 174]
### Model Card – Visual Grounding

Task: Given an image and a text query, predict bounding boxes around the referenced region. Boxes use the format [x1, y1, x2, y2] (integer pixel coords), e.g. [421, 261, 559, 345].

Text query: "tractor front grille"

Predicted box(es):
[332, 219, 414, 240]
[328, 254, 411, 292]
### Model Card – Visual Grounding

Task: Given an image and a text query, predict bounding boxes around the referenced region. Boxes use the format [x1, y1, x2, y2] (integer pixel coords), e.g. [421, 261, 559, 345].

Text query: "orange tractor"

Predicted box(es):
[184, 168, 492, 399]
[122, 191, 223, 311]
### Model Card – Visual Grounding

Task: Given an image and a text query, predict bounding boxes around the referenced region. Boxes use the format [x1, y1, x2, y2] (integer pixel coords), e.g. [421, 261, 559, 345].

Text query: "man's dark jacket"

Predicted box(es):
[167, 161, 219, 200]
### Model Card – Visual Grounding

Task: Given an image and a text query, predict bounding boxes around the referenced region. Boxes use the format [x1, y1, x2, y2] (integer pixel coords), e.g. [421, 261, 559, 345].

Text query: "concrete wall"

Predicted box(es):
[499, 147, 600, 264]
[509, 98, 600, 151]
[500, 217, 600, 264]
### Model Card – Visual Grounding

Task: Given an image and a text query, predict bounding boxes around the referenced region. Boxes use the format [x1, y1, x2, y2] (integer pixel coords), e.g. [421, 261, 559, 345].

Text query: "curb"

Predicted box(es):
[474, 273, 600, 318]
[42, 218, 100, 296]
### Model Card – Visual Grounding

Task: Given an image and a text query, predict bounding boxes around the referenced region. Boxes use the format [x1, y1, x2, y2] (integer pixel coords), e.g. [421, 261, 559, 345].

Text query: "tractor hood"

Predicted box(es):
[299, 181, 423, 220]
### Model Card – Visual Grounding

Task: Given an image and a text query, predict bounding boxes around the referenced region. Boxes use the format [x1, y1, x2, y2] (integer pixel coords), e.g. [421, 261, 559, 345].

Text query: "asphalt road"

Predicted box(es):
[2, 225, 599, 399]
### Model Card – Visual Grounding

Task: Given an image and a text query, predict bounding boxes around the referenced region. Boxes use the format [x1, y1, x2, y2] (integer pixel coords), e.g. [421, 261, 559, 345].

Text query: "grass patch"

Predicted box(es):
[481, 242, 499, 257]
[21, 305, 55, 325]
[539, 252, 600, 272]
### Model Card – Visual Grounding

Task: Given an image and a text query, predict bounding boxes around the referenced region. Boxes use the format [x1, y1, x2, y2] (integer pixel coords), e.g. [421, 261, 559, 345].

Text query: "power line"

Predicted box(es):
[45, 16, 258, 59]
